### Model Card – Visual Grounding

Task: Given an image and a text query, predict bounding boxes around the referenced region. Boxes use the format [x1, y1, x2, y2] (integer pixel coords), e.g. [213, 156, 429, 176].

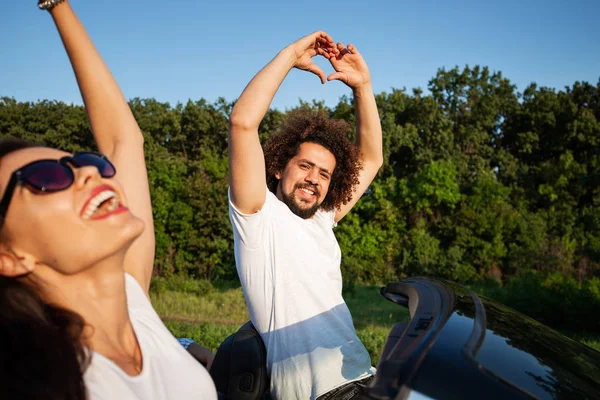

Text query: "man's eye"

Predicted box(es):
[321, 173, 330, 180]
[300, 164, 309, 170]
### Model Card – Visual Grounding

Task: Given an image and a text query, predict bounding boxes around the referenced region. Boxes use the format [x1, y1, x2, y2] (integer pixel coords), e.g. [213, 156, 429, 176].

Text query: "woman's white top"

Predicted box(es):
[84, 274, 217, 399]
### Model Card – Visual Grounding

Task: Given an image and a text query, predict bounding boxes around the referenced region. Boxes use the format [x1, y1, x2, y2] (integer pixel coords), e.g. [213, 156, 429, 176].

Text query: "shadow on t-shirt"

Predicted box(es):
[258, 303, 373, 381]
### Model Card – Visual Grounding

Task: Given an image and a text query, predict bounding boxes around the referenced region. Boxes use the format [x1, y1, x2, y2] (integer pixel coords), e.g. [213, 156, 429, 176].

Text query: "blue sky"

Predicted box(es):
[1, 0, 599, 111]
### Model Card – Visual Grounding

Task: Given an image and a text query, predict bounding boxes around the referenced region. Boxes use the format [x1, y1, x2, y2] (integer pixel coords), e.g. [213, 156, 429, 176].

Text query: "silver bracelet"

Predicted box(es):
[38, 0, 66, 11]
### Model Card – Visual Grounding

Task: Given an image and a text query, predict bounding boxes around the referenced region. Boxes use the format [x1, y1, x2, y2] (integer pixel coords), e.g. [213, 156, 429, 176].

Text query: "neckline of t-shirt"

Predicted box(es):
[86, 305, 150, 382]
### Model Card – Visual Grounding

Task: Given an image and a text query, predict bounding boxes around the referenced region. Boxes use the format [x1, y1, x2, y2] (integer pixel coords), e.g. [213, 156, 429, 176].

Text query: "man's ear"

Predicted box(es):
[0, 248, 36, 277]
[275, 171, 281, 180]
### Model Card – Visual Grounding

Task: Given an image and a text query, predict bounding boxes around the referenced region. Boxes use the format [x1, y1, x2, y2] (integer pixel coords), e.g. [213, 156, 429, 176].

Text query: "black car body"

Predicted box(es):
[365, 277, 600, 400]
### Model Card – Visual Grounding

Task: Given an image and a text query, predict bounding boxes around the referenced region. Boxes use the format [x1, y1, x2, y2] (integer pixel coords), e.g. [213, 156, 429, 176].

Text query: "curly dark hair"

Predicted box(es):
[263, 109, 362, 211]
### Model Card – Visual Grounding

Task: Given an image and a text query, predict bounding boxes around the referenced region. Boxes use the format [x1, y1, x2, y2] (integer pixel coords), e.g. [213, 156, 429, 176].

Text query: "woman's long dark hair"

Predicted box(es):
[0, 138, 89, 400]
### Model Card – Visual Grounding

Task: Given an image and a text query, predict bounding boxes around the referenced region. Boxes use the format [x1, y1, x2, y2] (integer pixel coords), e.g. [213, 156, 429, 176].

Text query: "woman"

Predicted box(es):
[0, 0, 217, 398]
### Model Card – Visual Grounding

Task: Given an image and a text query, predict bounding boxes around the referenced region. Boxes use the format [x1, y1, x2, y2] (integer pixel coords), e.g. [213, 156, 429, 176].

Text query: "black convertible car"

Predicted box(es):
[210, 278, 600, 400]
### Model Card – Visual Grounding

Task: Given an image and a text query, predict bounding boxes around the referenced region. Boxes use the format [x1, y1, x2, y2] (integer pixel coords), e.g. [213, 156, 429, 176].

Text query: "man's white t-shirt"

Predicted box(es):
[229, 189, 375, 400]
[84, 274, 218, 400]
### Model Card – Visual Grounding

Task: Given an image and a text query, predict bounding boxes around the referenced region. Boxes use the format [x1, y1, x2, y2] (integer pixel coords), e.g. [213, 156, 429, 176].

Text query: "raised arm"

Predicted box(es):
[47, 1, 155, 292]
[228, 31, 336, 214]
[327, 43, 383, 222]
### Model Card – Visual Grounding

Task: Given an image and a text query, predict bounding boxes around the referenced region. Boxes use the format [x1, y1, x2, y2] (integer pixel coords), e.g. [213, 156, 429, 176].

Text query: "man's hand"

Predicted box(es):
[288, 31, 337, 84]
[326, 42, 371, 90]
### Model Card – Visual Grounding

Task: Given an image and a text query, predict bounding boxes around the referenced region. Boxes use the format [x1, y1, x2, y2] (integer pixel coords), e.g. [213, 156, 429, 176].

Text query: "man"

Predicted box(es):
[228, 31, 383, 400]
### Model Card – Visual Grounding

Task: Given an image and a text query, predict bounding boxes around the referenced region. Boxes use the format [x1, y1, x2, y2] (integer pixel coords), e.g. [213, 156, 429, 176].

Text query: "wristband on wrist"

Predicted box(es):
[38, 0, 66, 11]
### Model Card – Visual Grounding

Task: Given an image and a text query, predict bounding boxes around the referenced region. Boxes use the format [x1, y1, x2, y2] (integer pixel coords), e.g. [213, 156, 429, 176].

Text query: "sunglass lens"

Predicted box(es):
[22, 162, 73, 191]
[75, 153, 116, 178]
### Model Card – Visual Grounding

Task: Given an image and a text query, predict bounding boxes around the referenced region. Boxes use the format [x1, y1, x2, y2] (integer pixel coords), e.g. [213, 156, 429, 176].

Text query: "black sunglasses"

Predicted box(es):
[0, 151, 116, 219]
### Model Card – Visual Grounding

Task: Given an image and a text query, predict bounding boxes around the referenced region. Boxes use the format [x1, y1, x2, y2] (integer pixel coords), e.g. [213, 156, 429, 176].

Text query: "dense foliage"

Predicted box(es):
[2, 66, 599, 291]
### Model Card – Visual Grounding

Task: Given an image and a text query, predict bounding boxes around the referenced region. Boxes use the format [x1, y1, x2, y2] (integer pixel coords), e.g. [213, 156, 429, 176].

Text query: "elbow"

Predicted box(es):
[370, 154, 384, 170]
[376, 155, 384, 169]
[130, 131, 146, 152]
[112, 130, 145, 155]
[361, 155, 384, 177]
[126, 126, 146, 146]
[229, 109, 255, 133]
[135, 131, 146, 147]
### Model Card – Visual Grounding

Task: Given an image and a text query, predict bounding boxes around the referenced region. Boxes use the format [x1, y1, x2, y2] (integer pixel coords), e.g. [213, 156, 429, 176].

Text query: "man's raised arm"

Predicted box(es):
[228, 32, 336, 214]
[327, 43, 384, 223]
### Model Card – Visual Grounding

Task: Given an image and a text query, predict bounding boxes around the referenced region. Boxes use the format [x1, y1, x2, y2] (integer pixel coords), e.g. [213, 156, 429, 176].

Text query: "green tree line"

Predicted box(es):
[1, 66, 599, 289]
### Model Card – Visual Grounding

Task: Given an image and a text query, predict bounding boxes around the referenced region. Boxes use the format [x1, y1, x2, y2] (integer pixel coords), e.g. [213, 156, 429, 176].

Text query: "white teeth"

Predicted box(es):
[301, 188, 315, 195]
[108, 197, 118, 212]
[82, 190, 119, 220]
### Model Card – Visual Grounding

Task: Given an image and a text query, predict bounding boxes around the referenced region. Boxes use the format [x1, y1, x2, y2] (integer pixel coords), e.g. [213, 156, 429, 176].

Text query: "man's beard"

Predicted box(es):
[280, 183, 322, 219]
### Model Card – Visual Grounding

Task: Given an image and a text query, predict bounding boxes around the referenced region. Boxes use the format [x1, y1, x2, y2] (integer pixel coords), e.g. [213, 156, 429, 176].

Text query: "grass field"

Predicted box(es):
[151, 281, 600, 366]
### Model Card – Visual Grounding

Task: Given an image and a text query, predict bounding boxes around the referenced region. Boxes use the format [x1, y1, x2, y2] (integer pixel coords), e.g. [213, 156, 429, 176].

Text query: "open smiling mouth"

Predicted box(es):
[295, 183, 320, 200]
[299, 187, 316, 197]
[81, 190, 125, 220]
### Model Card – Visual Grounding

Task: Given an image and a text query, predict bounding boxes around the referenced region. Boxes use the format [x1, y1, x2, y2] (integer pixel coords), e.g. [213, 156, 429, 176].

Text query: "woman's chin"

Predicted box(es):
[99, 216, 146, 253]
[121, 216, 146, 242]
